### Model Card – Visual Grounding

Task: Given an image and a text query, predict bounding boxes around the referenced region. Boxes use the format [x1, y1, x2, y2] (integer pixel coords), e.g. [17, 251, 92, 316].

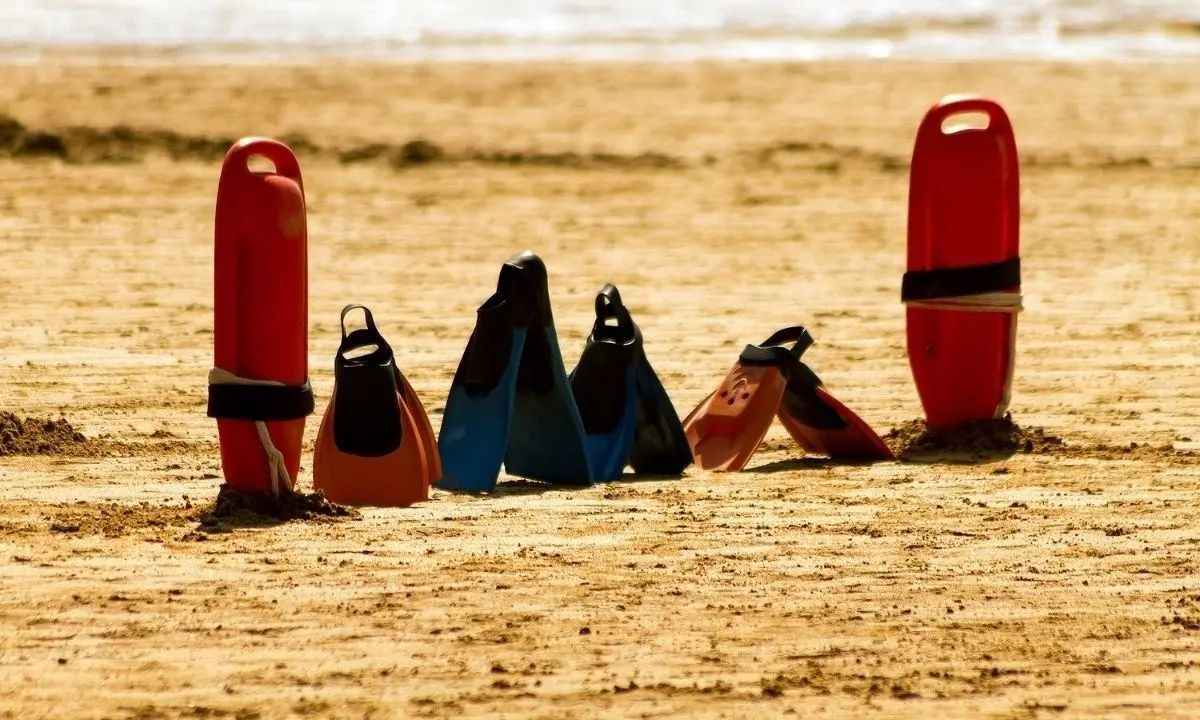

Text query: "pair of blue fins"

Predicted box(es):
[435, 250, 894, 493]
[436, 251, 692, 491]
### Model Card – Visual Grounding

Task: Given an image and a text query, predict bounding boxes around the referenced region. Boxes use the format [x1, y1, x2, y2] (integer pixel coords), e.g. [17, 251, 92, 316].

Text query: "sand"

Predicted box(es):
[1, 57, 1200, 719]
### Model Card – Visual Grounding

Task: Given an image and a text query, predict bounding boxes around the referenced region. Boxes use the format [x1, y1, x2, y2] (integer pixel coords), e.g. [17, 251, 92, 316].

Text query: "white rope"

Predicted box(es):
[903, 291, 1024, 313]
[208, 366, 293, 497]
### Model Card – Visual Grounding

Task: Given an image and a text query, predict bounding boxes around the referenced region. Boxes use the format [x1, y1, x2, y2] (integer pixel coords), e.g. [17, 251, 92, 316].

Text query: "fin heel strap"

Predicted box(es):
[738, 326, 824, 389]
[592, 283, 635, 338]
[339, 304, 380, 340]
[337, 304, 394, 362]
[759, 325, 815, 359]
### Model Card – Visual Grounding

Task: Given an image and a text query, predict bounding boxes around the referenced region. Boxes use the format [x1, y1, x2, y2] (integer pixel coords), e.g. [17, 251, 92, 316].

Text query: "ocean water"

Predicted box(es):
[0, 0, 1198, 61]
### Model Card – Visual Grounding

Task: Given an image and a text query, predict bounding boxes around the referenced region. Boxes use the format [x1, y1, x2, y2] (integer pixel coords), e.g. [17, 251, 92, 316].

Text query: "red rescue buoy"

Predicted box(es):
[903, 96, 1022, 429]
[208, 138, 313, 494]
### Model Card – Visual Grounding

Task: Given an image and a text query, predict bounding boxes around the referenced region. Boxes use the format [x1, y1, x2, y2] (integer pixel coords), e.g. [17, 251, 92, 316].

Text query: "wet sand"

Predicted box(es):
[2, 58, 1200, 718]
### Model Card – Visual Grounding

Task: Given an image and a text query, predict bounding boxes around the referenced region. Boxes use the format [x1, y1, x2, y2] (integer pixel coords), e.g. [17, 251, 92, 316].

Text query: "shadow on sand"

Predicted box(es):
[437, 471, 689, 499]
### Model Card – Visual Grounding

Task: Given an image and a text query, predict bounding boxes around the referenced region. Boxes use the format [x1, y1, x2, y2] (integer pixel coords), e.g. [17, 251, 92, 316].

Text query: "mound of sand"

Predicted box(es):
[199, 484, 360, 528]
[884, 413, 1065, 461]
[0, 412, 94, 456]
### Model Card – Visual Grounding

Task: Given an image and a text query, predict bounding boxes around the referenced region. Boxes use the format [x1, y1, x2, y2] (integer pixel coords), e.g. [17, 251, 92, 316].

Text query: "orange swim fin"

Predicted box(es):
[394, 364, 442, 488]
[683, 352, 789, 472]
[312, 305, 439, 506]
[683, 326, 893, 471]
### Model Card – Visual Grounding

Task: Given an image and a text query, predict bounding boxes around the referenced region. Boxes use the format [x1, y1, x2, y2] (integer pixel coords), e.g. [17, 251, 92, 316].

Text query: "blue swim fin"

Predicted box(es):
[502, 253, 593, 486]
[570, 284, 692, 481]
[569, 285, 639, 482]
[437, 251, 593, 492]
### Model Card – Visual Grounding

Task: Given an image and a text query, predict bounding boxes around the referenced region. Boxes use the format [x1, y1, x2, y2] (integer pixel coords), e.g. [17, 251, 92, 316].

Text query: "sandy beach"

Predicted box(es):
[2, 58, 1200, 718]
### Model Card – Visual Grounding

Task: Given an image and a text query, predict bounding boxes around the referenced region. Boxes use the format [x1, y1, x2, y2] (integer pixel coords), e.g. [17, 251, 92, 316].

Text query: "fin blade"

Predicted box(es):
[505, 321, 594, 485]
[436, 327, 527, 492]
[683, 364, 786, 472]
[629, 355, 692, 476]
[396, 367, 442, 484]
[777, 386, 894, 460]
[570, 338, 638, 483]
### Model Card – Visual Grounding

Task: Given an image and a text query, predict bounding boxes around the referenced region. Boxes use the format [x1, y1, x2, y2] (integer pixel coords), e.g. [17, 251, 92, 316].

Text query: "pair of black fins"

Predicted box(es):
[436, 251, 692, 492]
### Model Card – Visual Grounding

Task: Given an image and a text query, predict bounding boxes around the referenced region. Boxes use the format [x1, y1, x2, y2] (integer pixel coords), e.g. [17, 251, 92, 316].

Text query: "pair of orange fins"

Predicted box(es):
[683, 326, 893, 471]
[311, 305, 440, 507]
